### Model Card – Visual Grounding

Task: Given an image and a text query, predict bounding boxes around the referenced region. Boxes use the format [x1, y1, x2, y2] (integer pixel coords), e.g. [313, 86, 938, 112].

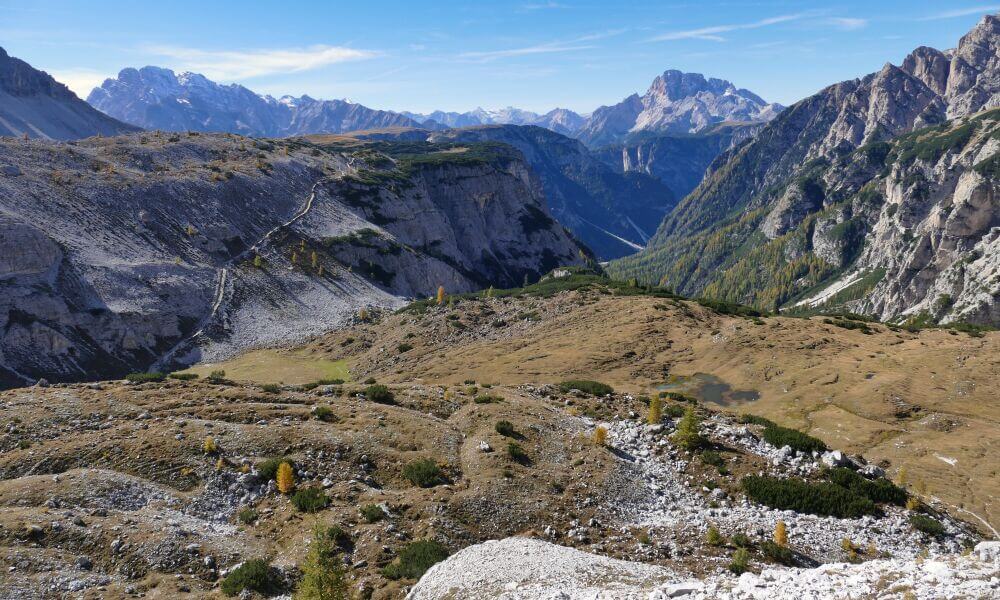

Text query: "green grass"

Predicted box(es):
[179, 350, 349, 385]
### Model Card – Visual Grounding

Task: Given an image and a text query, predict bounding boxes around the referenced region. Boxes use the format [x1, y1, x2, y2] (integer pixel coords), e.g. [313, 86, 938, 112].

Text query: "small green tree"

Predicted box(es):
[648, 396, 663, 425]
[706, 525, 724, 546]
[294, 526, 349, 600]
[673, 405, 703, 450]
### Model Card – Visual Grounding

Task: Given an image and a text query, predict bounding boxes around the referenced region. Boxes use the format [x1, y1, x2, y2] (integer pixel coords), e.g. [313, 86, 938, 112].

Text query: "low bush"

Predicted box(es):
[742, 476, 877, 518]
[257, 457, 295, 481]
[237, 507, 258, 525]
[761, 540, 794, 565]
[397, 343, 413, 353]
[220, 559, 278, 596]
[126, 371, 165, 383]
[728, 548, 750, 574]
[365, 384, 395, 404]
[360, 504, 385, 523]
[910, 514, 945, 536]
[705, 525, 724, 546]
[507, 442, 530, 465]
[382, 540, 449, 580]
[168, 372, 198, 381]
[761, 424, 827, 454]
[731, 533, 752, 548]
[558, 380, 613, 396]
[826, 468, 907, 506]
[700, 450, 724, 467]
[663, 404, 686, 419]
[324, 525, 354, 552]
[291, 487, 329, 513]
[205, 369, 229, 384]
[313, 405, 337, 422]
[260, 383, 281, 394]
[738, 414, 774, 427]
[302, 378, 345, 390]
[495, 420, 517, 437]
[473, 395, 502, 404]
[403, 458, 445, 487]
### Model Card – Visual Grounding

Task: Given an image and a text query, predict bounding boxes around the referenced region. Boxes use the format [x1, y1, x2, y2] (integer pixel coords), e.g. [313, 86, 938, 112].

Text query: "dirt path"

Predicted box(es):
[152, 176, 331, 371]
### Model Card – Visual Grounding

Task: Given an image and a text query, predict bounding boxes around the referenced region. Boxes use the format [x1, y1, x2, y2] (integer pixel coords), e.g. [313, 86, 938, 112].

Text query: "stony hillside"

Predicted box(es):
[575, 70, 781, 148]
[0, 377, 983, 599]
[0, 133, 586, 386]
[610, 16, 1000, 325]
[0, 47, 139, 140]
[88, 67, 421, 136]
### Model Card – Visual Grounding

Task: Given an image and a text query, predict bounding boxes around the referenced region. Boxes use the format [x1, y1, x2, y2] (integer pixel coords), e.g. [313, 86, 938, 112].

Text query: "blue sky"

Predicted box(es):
[2, 1, 998, 114]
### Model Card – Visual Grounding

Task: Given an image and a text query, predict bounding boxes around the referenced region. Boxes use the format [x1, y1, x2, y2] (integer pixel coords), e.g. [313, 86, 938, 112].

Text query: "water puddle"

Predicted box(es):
[656, 372, 760, 407]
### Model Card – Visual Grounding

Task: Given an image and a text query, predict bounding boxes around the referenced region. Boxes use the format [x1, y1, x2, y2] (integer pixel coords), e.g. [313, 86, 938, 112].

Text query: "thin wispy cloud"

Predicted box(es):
[918, 5, 1000, 21]
[460, 30, 624, 62]
[647, 13, 805, 42]
[828, 17, 868, 30]
[520, 1, 569, 10]
[143, 44, 377, 80]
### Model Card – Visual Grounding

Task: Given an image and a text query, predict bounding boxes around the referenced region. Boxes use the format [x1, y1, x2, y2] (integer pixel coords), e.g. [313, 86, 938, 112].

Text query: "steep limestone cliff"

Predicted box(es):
[0, 133, 587, 385]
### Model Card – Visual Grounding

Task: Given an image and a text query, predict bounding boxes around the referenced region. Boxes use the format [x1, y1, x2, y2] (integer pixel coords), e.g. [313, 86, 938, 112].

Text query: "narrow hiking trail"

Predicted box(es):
[153, 175, 335, 371]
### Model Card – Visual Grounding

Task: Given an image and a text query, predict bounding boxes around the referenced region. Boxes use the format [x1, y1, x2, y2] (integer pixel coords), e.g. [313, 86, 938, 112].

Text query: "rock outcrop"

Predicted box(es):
[0, 47, 139, 140]
[0, 133, 587, 385]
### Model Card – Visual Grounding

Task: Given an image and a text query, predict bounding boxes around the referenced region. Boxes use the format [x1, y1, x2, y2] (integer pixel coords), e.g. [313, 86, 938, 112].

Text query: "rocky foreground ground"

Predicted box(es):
[1, 366, 991, 598]
[408, 537, 1000, 599]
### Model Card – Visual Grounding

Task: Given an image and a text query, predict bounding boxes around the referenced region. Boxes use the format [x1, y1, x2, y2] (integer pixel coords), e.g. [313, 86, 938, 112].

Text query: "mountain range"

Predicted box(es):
[87, 66, 422, 136]
[86, 66, 780, 147]
[610, 14, 1000, 326]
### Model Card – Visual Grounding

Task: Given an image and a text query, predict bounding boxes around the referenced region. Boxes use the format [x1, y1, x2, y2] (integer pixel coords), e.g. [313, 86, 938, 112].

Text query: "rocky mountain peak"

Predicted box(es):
[575, 70, 780, 147]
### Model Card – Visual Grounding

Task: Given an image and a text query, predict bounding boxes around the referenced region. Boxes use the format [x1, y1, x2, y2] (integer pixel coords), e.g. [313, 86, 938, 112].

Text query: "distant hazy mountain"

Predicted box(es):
[576, 70, 782, 147]
[88, 66, 421, 135]
[403, 106, 588, 136]
[0, 47, 139, 140]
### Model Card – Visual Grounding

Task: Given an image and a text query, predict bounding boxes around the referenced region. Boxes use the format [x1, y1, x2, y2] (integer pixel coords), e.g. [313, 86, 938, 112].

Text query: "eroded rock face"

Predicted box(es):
[0, 133, 587, 384]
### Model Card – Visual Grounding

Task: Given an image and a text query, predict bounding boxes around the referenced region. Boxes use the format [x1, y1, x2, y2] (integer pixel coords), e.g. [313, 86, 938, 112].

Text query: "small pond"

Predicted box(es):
[656, 372, 760, 407]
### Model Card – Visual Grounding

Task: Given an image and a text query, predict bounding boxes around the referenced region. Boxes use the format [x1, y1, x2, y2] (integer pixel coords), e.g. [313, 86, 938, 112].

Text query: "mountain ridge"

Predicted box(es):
[0, 46, 139, 140]
[609, 15, 1000, 325]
